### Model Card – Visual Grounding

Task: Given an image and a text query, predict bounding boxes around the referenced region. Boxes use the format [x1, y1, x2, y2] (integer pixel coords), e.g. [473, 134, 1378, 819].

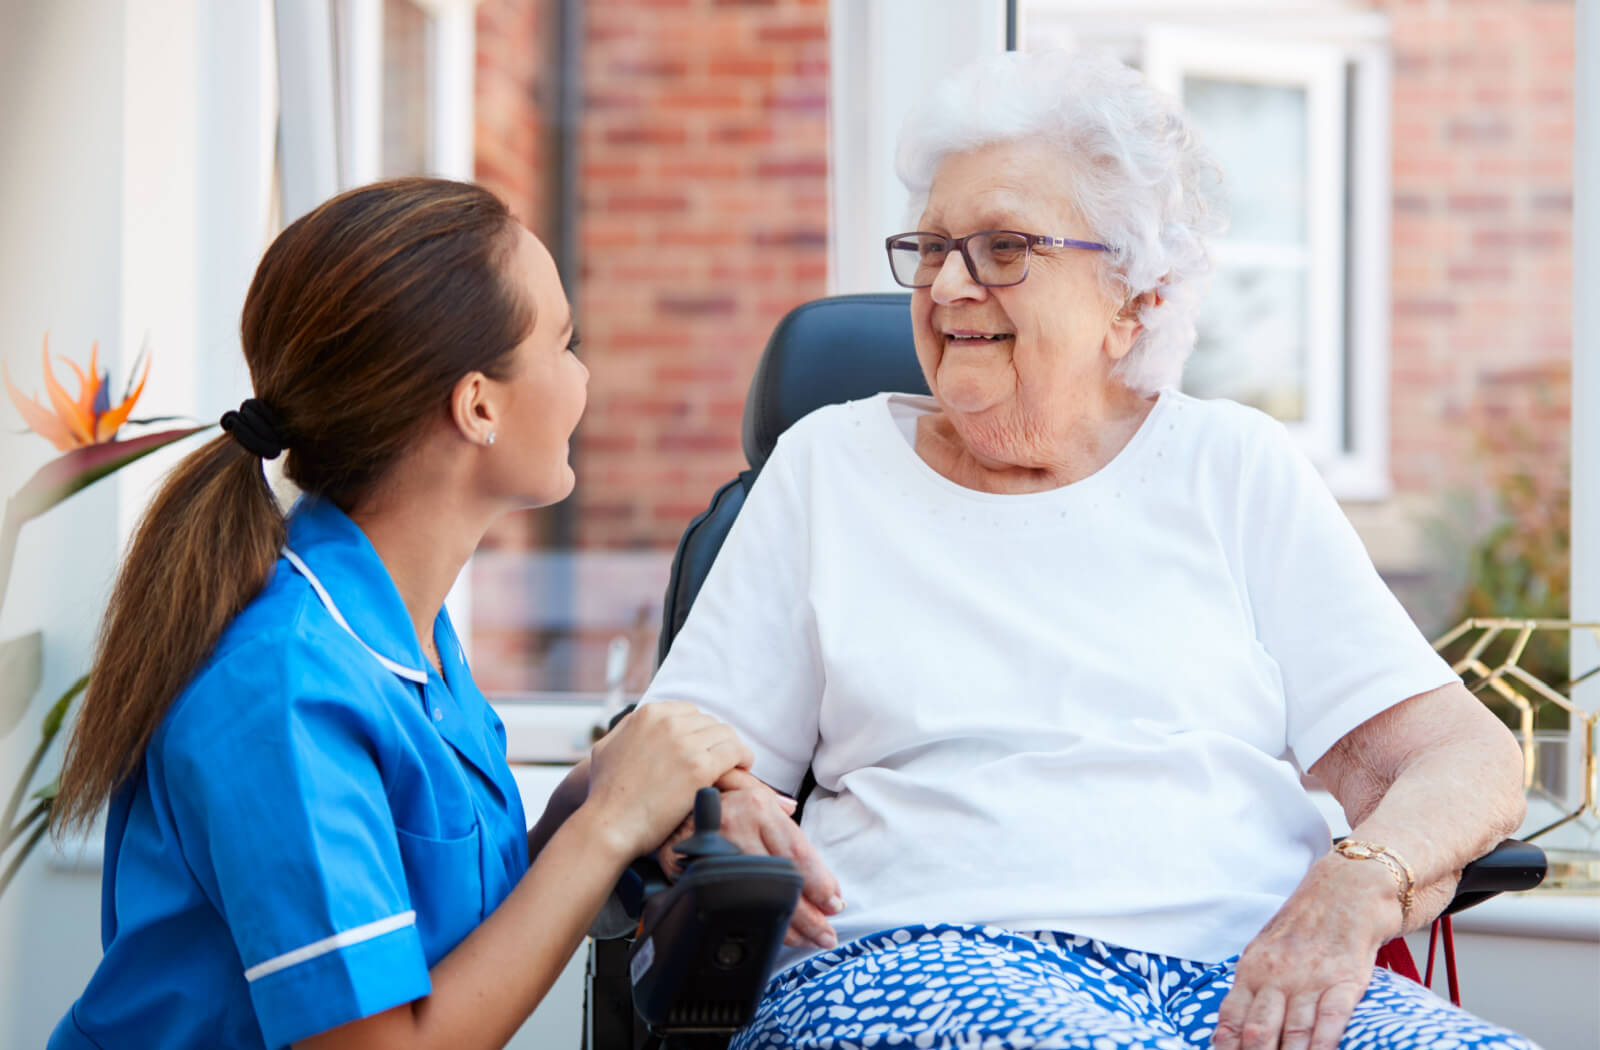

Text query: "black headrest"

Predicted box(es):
[742, 293, 928, 471]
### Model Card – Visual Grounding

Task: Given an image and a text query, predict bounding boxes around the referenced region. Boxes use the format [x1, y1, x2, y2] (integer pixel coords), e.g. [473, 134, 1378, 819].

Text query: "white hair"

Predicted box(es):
[895, 49, 1226, 394]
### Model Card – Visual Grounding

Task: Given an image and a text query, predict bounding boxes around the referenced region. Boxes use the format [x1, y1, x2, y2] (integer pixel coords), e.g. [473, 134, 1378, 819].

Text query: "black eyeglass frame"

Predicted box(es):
[883, 229, 1112, 289]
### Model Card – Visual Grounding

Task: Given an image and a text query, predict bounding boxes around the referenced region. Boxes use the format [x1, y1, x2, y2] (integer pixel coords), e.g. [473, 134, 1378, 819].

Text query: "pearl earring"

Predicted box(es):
[486, 432, 497, 446]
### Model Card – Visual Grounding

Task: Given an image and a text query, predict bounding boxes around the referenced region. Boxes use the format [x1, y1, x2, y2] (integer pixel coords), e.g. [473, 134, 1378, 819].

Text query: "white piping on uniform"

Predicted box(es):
[243, 910, 418, 983]
[282, 547, 429, 684]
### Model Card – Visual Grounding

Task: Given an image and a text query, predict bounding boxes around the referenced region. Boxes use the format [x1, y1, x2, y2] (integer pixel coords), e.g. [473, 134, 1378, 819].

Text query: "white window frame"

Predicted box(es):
[279, 0, 480, 200]
[1144, 28, 1347, 465]
[827, 0, 1009, 296]
[330, 0, 480, 184]
[1021, 1, 1393, 499]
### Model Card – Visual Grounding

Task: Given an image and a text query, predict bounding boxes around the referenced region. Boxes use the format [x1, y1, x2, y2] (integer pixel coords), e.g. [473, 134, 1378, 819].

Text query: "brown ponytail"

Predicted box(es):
[53, 178, 532, 833]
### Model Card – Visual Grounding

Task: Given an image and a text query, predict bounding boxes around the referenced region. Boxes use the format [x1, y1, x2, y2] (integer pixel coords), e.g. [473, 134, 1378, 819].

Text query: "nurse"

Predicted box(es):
[46, 178, 752, 1049]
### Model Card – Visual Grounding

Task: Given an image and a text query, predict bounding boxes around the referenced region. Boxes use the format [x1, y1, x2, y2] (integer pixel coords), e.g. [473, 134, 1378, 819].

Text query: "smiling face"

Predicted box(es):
[911, 139, 1143, 470]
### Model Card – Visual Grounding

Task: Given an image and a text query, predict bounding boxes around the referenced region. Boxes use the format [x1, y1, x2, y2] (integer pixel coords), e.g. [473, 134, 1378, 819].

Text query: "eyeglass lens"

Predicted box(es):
[887, 232, 1031, 288]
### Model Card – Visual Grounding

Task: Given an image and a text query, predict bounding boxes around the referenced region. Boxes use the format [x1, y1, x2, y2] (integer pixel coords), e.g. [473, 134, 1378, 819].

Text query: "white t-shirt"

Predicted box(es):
[641, 390, 1456, 966]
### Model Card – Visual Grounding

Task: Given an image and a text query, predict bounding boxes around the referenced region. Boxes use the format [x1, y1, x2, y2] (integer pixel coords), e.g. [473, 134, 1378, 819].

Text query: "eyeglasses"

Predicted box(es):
[884, 230, 1111, 289]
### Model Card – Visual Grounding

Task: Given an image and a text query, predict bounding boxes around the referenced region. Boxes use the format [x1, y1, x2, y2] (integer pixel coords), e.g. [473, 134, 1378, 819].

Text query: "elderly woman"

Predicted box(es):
[621, 51, 1534, 1050]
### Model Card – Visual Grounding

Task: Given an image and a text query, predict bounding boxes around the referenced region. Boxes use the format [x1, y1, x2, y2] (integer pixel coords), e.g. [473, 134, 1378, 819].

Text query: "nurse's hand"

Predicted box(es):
[584, 701, 753, 859]
[654, 769, 843, 951]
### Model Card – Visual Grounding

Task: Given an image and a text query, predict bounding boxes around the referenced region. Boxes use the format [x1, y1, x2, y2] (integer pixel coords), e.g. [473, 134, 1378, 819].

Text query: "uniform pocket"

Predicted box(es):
[394, 822, 484, 964]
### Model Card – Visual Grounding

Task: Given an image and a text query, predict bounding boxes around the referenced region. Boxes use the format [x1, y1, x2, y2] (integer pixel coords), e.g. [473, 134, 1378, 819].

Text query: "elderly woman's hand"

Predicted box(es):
[1213, 853, 1403, 1050]
[654, 768, 845, 950]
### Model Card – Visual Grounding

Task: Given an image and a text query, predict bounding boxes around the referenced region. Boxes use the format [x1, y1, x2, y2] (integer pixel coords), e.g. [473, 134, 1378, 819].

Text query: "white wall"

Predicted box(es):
[0, 2, 129, 1046]
[0, 1, 274, 1044]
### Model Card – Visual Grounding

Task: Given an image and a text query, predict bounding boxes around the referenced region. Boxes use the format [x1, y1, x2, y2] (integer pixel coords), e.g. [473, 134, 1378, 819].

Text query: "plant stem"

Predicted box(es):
[2, 799, 46, 852]
[0, 815, 49, 898]
[1, 726, 52, 837]
[0, 504, 17, 625]
[1, 674, 88, 838]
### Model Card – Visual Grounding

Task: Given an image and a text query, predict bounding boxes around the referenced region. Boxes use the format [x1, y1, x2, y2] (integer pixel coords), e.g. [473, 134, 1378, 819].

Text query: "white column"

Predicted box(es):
[828, 0, 1008, 295]
[421, 0, 479, 180]
[191, 0, 279, 440]
[416, 0, 482, 652]
[1574, 0, 1599, 709]
[338, 0, 385, 187]
[275, 0, 341, 222]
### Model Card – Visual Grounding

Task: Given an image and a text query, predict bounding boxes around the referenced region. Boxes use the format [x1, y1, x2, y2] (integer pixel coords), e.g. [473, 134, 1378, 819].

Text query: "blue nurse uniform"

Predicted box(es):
[48, 496, 530, 1049]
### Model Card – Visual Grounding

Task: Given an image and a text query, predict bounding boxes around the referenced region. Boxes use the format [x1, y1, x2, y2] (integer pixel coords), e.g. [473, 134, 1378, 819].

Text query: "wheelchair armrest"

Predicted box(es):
[1444, 838, 1546, 915]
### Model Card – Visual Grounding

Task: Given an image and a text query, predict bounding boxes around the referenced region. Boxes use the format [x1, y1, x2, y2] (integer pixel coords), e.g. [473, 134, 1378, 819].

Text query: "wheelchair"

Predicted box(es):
[580, 293, 1549, 1050]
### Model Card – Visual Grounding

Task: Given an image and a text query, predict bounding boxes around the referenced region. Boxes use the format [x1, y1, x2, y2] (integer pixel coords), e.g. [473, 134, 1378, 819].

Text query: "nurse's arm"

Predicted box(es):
[295, 800, 633, 1050]
[295, 700, 749, 1050]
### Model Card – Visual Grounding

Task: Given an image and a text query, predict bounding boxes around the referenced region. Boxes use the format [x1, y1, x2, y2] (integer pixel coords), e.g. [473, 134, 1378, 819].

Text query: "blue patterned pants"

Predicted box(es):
[730, 924, 1538, 1050]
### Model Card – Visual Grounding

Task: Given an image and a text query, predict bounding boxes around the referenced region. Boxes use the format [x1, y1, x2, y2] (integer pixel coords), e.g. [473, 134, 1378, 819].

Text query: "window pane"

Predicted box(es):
[1183, 76, 1307, 244]
[469, 3, 831, 697]
[382, 0, 429, 176]
[1185, 265, 1307, 422]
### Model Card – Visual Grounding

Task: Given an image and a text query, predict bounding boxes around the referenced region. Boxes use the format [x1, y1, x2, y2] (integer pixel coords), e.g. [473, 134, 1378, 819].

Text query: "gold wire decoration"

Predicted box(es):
[1433, 618, 1600, 890]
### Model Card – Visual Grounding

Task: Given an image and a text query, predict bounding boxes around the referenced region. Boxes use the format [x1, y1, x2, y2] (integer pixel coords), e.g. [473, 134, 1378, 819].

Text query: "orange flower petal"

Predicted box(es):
[41, 340, 95, 445]
[94, 346, 151, 442]
[64, 346, 103, 421]
[4, 360, 80, 452]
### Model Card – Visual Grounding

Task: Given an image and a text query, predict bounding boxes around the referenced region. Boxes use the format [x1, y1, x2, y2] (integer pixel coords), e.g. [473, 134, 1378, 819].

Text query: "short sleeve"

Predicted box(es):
[1239, 418, 1458, 769]
[640, 427, 824, 795]
[161, 643, 430, 1049]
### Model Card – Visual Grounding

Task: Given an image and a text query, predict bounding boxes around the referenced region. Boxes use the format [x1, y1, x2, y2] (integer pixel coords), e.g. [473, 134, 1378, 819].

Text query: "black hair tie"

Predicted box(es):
[220, 398, 289, 460]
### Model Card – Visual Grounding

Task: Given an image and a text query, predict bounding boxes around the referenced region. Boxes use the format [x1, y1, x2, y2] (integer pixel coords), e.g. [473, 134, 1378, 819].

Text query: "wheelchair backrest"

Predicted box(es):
[657, 293, 927, 664]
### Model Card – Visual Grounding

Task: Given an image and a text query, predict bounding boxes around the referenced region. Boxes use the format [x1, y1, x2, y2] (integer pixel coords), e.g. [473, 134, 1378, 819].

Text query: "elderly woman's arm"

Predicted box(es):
[1311, 681, 1526, 928]
[1213, 681, 1525, 1050]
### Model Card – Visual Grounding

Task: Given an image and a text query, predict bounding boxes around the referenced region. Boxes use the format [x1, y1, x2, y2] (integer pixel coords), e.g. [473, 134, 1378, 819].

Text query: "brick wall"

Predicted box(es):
[474, 0, 554, 243]
[575, 0, 830, 550]
[1382, 0, 1573, 500]
[473, 0, 828, 553]
[471, 0, 829, 690]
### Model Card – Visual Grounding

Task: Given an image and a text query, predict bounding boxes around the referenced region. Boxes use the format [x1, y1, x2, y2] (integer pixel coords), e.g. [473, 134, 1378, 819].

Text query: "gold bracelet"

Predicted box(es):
[1332, 839, 1416, 926]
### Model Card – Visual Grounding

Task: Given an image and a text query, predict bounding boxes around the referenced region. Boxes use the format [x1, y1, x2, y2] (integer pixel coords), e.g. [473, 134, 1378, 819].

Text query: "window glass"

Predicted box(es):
[382, 0, 430, 176]
[1185, 76, 1307, 242]
[1189, 264, 1307, 421]
[1181, 75, 1311, 421]
[468, 2, 832, 699]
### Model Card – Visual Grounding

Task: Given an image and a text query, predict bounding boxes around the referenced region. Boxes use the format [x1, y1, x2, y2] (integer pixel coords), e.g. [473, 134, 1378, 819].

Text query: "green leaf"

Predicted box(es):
[0, 632, 42, 738]
[41, 674, 88, 739]
[39, 672, 86, 739]
[5, 425, 211, 526]
[2, 674, 86, 835]
[29, 778, 57, 803]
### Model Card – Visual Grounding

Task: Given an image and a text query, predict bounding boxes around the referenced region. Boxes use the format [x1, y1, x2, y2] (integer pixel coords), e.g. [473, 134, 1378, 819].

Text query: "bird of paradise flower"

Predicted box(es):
[4, 335, 152, 451]
[1, 337, 212, 895]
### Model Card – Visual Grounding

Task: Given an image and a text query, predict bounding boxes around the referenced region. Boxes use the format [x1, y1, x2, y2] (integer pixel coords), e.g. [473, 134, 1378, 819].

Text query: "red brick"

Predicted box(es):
[756, 22, 825, 43]
[710, 55, 779, 78]
[606, 193, 690, 212]
[1446, 194, 1510, 212]
[756, 156, 828, 177]
[608, 57, 690, 79]
[712, 122, 777, 145]
[660, 159, 745, 179]
[604, 124, 689, 147]
[657, 294, 739, 316]
[658, 431, 742, 453]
